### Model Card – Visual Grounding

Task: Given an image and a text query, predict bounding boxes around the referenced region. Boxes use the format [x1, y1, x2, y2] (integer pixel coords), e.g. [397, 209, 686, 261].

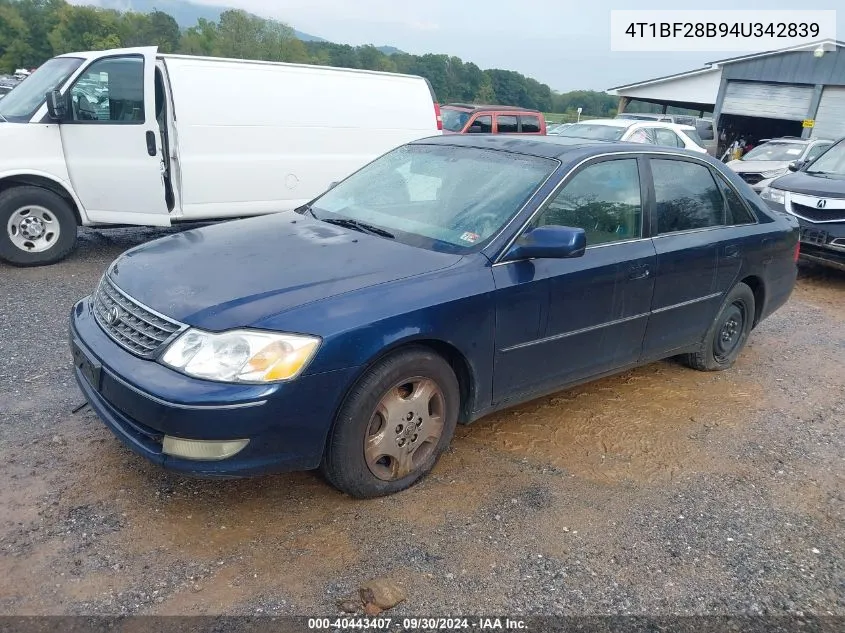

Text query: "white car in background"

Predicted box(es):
[552, 118, 708, 153]
[726, 137, 835, 193]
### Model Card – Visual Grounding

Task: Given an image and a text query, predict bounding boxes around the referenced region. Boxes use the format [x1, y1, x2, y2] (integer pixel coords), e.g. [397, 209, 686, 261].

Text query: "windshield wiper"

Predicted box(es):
[804, 170, 836, 177]
[322, 217, 395, 239]
[295, 203, 318, 218]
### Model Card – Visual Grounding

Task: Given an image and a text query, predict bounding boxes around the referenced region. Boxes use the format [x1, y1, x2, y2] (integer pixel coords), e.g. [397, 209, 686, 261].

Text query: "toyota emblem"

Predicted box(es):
[105, 306, 122, 326]
[816, 199, 827, 209]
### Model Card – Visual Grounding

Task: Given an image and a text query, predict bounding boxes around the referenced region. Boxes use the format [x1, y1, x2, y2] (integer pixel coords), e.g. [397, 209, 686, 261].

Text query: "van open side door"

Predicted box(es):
[58, 47, 170, 226]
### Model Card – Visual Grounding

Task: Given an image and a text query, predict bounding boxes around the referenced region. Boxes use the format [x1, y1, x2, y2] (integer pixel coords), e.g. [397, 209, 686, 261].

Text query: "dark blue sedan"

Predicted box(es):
[70, 136, 800, 497]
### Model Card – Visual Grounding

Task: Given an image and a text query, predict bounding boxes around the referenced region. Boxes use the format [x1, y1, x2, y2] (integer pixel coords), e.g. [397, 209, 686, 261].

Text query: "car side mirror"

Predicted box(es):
[327, 181, 339, 190]
[46, 90, 66, 121]
[503, 225, 586, 261]
[787, 160, 804, 172]
[467, 124, 484, 133]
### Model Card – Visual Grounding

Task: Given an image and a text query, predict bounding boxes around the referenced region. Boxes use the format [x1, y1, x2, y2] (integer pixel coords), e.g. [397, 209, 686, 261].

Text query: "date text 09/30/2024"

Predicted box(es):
[307, 617, 528, 630]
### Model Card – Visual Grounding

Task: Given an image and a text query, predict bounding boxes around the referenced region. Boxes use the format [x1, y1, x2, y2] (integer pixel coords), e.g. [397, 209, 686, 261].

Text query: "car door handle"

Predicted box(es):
[723, 245, 741, 259]
[145, 131, 157, 157]
[628, 265, 650, 280]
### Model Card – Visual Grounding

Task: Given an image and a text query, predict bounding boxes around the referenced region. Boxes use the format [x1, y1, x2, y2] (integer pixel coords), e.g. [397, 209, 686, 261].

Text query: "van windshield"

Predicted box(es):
[0, 58, 83, 122]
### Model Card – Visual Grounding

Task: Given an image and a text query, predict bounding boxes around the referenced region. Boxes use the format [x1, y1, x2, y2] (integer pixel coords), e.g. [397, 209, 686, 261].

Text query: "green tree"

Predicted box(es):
[180, 18, 218, 56]
[474, 74, 496, 104]
[215, 9, 266, 60]
[149, 10, 181, 53]
[0, 1, 32, 71]
[47, 4, 122, 54]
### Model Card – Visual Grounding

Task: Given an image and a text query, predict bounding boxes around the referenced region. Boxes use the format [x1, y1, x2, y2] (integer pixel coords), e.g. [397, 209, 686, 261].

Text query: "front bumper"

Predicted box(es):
[70, 298, 359, 477]
[762, 201, 845, 271]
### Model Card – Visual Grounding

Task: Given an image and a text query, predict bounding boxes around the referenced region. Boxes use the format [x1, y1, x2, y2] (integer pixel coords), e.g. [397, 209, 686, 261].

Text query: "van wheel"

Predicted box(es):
[683, 282, 755, 372]
[321, 347, 460, 498]
[0, 187, 78, 267]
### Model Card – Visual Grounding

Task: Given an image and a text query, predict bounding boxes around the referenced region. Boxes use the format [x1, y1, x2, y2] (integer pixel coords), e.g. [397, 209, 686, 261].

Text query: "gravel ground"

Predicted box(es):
[0, 226, 843, 618]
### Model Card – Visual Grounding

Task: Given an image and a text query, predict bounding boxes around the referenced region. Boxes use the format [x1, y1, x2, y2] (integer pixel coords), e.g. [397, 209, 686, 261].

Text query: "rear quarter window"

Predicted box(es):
[695, 121, 715, 140]
[519, 115, 541, 133]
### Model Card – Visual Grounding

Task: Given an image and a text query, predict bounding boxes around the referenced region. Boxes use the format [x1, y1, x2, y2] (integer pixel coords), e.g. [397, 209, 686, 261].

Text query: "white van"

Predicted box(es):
[0, 47, 443, 266]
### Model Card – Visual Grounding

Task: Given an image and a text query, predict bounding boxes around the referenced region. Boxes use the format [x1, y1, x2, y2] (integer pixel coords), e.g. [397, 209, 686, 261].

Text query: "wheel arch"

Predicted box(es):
[738, 274, 765, 327]
[328, 336, 479, 449]
[0, 171, 85, 225]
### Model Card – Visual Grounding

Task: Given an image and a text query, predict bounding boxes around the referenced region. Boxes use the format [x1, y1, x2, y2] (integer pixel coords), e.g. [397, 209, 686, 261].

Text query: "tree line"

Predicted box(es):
[0, 0, 622, 116]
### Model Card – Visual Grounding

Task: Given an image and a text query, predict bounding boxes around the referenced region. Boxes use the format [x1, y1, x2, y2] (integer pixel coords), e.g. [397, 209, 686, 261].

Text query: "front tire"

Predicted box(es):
[321, 347, 460, 498]
[684, 282, 755, 372]
[0, 186, 78, 267]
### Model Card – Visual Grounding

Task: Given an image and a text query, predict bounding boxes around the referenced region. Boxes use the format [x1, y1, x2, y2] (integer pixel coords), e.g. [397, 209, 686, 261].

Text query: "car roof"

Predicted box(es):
[409, 134, 721, 162]
[443, 103, 541, 114]
[570, 119, 632, 128]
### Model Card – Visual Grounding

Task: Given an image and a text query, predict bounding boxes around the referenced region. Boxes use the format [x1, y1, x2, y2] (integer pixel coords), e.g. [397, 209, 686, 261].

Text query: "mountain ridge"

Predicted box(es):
[78, 0, 404, 53]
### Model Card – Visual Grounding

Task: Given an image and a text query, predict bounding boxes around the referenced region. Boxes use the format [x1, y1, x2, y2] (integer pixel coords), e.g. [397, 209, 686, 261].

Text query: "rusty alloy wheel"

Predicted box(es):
[364, 377, 446, 481]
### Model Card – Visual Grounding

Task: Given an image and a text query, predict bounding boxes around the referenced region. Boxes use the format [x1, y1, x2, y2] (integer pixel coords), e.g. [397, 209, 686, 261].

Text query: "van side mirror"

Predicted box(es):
[787, 160, 804, 172]
[46, 90, 66, 121]
[503, 225, 586, 261]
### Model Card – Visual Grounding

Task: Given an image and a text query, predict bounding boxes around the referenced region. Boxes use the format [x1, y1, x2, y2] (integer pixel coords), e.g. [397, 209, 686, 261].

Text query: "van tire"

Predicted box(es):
[0, 187, 78, 267]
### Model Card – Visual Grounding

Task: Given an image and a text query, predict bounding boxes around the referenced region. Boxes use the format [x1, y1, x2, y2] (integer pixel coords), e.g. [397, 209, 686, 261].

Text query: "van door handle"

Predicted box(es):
[723, 244, 741, 259]
[145, 131, 157, 157]
[628, 264, 650, 280]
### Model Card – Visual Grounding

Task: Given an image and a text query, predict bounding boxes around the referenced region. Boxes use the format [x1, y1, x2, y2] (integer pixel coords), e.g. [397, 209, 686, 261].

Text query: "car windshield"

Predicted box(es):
[555, 124, 627, 141]
[742, 142, 806, 162]
[805, 140, 845, 177]
[308, 144, 558, 253]
[0, 57, 83, 122]
[441, 108, 471, 132]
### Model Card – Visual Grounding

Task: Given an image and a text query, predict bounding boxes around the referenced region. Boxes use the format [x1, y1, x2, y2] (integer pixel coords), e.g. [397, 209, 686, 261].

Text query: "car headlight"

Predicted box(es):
[760, 187, 786, 205]
[161, 329, 320, 383]
[762, 168, 789, 179]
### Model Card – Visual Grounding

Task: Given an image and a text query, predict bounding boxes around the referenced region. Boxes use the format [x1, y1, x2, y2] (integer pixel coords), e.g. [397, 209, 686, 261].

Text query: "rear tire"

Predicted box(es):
[321, 347, 460, 498]
[0, 186, 78, 267]
[683, 282, 755, 372]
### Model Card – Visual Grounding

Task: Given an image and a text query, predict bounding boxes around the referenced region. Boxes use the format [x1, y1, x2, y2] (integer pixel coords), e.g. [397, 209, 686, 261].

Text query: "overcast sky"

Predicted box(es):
[82, 0, 844, 92]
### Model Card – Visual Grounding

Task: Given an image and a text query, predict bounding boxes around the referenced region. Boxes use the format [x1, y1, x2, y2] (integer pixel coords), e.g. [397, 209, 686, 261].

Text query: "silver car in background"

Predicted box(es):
[727, 137, 834, 193]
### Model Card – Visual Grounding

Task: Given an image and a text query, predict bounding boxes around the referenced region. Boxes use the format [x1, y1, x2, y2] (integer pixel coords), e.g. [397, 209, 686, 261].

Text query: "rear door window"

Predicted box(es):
[519, 115, 541, 133]
[496, 115, 518, 134]
[467, 115, 492, 133]
[651, 159, 725, 233]
[628, 128, 654, 144]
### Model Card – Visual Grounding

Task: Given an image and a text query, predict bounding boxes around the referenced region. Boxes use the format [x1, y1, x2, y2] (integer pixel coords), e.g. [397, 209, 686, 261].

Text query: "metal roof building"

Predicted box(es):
[607, 39, 845, 141]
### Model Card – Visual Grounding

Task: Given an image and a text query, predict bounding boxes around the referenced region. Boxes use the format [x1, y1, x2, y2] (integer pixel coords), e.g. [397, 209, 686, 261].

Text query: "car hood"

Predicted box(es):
[769, 171, 845, 197]
[109, 212, 463, 330]
[727, 159, 790, 173]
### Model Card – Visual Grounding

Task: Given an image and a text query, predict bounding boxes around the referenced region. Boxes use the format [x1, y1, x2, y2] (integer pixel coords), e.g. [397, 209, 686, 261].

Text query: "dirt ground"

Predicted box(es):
[0, 227, 843, 617]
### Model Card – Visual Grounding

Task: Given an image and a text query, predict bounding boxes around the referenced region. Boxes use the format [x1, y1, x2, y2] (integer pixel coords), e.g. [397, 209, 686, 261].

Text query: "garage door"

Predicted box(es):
[812, 87, 845, 140]
[721, 81, 814, 120]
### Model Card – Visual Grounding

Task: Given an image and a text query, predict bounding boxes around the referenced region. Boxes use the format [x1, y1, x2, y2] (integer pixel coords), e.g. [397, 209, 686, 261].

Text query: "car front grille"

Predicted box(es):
[739, 173, 764, 185]
[790, 203, 845, 223]
[92, 275, 185, 358]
